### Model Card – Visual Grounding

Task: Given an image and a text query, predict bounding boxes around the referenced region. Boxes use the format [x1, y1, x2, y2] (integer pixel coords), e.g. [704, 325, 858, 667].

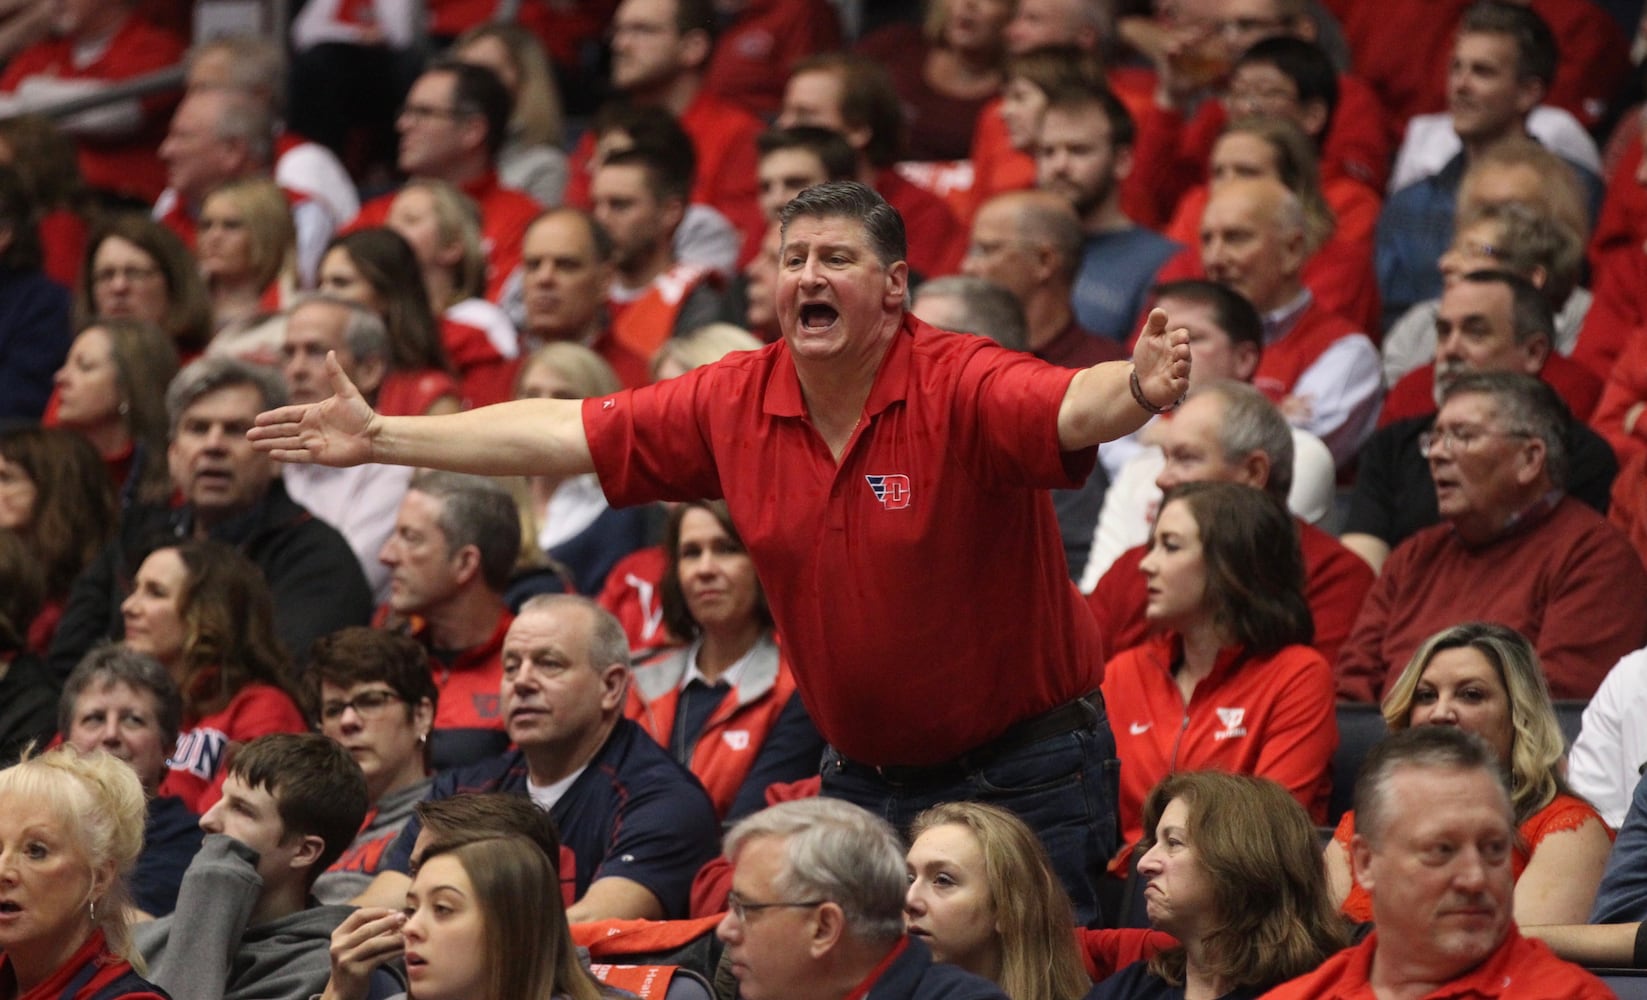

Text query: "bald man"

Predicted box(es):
[964, 191, 1125, 369]
[1200, 177, 1380, 464]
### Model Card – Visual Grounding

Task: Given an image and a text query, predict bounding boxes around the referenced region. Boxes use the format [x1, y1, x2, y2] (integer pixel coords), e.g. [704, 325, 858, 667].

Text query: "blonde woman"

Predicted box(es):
[385, 180, 519, 408]
[1326, 622, 1613, 925]
[199, 178, 297, 366]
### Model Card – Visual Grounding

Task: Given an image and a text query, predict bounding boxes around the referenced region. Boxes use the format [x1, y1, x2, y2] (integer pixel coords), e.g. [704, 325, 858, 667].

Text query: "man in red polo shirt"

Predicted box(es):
[349, 61, 540, 304]
[1266, 726, 1611, 999]
[375, 470, 517, 772]
[250, 180, 1191, 926]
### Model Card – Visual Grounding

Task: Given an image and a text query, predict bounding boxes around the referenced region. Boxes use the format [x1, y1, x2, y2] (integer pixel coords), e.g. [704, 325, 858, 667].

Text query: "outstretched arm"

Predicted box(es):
[249, 352, 595, 478]
[1057, 308, 1191, 451]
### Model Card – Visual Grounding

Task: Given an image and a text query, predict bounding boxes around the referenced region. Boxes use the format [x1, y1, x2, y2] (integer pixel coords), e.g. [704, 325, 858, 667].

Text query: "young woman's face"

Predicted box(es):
[197, 192, 254, 281]
[904, 823, 1001, 979]
[1138, 500, 1209, 630]
[402, 854, 490, 1000]
[53, 328, 124, 433]
[387, 188, 451, 274]
[998, 76, 1048, 152]
[1408, 646, 1516, 766]
[318, 248, 384, 314]
[120, 547, 189, 670]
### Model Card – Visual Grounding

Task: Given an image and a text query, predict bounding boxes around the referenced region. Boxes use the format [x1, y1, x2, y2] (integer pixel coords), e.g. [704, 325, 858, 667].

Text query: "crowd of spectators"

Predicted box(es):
[9, 0, 1647, 997]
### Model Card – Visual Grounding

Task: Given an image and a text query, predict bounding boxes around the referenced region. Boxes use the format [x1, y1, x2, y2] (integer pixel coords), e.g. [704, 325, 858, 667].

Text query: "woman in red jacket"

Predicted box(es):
[1101, 480, 1336, 856]
[624, 500, 822, 821]
[120, 540, 308, 813]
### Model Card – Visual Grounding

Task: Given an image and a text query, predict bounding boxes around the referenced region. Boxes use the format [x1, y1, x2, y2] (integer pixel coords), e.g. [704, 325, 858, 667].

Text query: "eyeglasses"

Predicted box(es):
[92, 265, 162, 286]
[1418, 426, 1533, 455]
[320, 689, 404, 722]
[1212, 15, 1290, 37]
[398, 103, 465, 123]
[725, 891, 826, 922]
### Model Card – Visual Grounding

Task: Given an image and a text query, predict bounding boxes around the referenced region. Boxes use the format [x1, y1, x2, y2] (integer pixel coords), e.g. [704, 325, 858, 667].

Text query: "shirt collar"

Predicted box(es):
[763, 312, 919, 420]
[1261, 288, 1315, 344]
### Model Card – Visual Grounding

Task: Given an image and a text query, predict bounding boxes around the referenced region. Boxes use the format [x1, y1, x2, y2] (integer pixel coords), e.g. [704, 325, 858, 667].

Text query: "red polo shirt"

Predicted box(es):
[1261, 926, 1612, 999]
[583, 314, 1103, 765]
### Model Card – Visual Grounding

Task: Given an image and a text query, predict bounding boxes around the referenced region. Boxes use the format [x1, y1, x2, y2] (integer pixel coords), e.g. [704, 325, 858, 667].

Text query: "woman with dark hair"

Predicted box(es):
[76, 215, 212, 358]
[0, 162, 71, 420]
[50, 318, 179, 505]
[317, 228, 461, 416]
[120, 540, 307, 813]
[1101, 481, 1336, 854]
[625, 500, 821, 821]
[0, 426, 115, 651]
[0, 529, 54, 765]
[1092, 771, 1349, 999]
[1326, 622, 1612, 926]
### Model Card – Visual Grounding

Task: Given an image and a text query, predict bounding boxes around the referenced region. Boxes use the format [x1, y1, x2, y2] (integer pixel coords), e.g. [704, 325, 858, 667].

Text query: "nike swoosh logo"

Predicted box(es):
[1129, 722, 1151, 735]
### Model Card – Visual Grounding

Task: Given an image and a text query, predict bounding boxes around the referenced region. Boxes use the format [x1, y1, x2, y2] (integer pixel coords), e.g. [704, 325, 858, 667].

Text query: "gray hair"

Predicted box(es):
[1439, 370, 1569, 490]
[197, 86, 275, 168]
[780, 181, 907, 268]
[166, 356, 288, 437]
[290, 294, 391, 363]
[59, 644, 183, 749]
[186, 35, 287, 114]
[998, 192, 1084, 283]
[406, 470, 522, 592]
[723, 799, 907, 944]
[1200, 380, 1295, 502]
[516, 594, 631, 672]
[913, 276, 1028, 351]
[1354, 726, 1511, 848]
[1454, 202, 1583, 306]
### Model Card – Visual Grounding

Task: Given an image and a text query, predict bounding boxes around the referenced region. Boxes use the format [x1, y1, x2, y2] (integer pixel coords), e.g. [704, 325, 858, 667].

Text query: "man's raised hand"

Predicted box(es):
[249, 352, 378, 468]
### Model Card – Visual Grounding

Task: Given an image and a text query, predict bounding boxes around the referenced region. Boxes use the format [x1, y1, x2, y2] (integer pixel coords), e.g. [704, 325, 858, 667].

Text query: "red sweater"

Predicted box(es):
[159, 681, 309, 813]
[1101, 634, 1336, 850]
[1381, 356, 1603, 428]
[1253, 297, 1364, 403]
[1336, 497, 1647, 702]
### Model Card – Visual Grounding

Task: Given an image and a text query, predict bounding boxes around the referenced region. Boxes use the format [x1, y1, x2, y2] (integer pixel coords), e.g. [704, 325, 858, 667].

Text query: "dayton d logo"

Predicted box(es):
[865, 474, 912, 510]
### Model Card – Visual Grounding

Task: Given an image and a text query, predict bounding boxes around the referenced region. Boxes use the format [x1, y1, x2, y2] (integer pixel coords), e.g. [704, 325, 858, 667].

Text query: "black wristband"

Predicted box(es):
[1130, 366, 1182, 415]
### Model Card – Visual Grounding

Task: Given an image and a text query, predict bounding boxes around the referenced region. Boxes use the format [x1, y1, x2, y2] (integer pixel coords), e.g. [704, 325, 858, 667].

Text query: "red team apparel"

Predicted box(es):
[1260, 927, 1613, 1000]
[1100, 633, 1337, 849]
[160, 681, 309, 813]
[583, 315, 1104, 766]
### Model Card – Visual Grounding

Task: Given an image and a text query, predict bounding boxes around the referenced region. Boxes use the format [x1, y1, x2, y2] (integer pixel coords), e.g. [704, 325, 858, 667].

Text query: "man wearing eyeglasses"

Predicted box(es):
[346, 60, 541, 304]
[1342, 269, 1617, 573]
[719, 799, 1007, 1000]
[1336, 370, 1647, 703]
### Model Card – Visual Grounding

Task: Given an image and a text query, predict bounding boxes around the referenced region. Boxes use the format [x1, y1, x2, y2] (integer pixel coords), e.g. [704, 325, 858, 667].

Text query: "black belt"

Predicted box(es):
[841, 691, 1103, 788]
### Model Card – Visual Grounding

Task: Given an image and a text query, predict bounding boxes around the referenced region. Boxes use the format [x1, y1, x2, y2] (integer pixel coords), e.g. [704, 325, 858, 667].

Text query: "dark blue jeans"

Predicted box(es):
[819, 698, 1120, 927]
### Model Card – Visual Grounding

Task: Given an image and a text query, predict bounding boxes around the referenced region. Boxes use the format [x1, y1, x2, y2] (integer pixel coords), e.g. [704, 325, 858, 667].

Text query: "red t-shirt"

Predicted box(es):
[583, 315, 1102, 765]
